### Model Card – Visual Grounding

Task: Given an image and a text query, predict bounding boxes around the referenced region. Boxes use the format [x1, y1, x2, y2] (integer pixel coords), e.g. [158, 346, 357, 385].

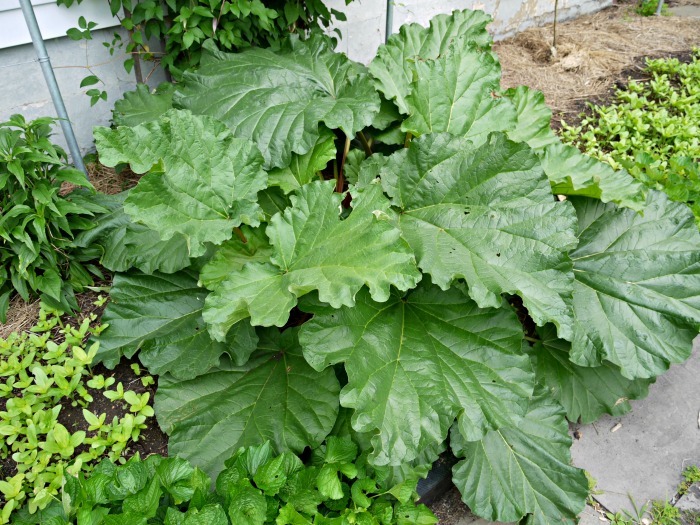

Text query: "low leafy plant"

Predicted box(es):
[561, 50, 700, 224]
[0, 302, 155, 524]
[680, 465, 700, 495]
[635, 0, 668, 16]
[83, 9, 700, 525]
[0, 115, 105, 320]
[12, 438, 436, 524]
[650, 500, 681, 525]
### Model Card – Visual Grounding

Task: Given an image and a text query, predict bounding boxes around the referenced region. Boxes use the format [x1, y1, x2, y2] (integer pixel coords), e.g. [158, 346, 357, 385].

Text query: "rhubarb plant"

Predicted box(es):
[87, 10, 700, 525]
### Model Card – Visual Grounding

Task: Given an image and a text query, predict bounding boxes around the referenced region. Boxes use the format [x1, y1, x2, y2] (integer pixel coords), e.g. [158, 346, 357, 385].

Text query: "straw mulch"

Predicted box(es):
[495, 0, 700, 121]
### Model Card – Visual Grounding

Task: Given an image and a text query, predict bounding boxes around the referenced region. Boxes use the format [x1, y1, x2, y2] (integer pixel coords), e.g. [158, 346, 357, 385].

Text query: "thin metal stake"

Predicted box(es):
[655, 0, 665, 15]
[18, 0, 87, 175]
[385, 0, 394, 44]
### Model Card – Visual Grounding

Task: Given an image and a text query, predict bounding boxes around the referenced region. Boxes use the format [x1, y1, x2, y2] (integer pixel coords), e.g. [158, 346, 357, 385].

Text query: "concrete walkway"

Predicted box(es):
[431, 338, 700, 524]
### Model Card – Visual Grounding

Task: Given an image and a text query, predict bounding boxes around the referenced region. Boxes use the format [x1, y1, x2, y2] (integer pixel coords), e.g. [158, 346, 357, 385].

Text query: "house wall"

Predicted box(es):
[0, 0, 610, 159]
[326, 0, 613, 64]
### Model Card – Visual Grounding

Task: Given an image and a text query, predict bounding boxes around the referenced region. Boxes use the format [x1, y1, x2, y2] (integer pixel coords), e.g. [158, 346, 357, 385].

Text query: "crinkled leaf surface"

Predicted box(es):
[95, 109, 267, 257]
[203, 180, 420, 338]
[72, 192, 190, 274]
[267, 128, 337, 194]
[299, 282, 533, 467]
[156, 328, 340, 479]
[569, 192, 700, 379]
[402, 43, 516, 144]
[381, 132, 578, 339]
[97, 271, 257, 379]
[176, 37, 380, 169]
[529, 325, 652, 424]
[540, 142, 646, 211]
[505, 86, 559, 149]
[452, 390, 588, 525]
[112, 82, 174, 127]
[369, 9, 492, 114]
[199, 226, 274, 291]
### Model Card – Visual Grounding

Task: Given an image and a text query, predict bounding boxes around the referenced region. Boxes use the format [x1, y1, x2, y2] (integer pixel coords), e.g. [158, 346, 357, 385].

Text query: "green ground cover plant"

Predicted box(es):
[79, 10, 700, 525]
[12, 438, 436, 524]
[0, 302, 155, 524]
[561, 50, 700, 224]
[0, 115, 105, 320]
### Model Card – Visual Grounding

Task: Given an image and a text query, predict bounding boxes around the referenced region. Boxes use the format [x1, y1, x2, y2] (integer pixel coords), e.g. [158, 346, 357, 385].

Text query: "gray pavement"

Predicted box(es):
[571, 340, 700, 515]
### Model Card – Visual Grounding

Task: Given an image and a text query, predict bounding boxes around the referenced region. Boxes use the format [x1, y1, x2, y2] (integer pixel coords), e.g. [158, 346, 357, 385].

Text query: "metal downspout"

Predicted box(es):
[385, 0, 394, 43]
[18, 0, 87, 175]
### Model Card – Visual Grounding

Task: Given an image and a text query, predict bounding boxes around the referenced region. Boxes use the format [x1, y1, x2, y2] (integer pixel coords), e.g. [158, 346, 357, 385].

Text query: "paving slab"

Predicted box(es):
[668, 5, 700, 17]
[570, 338, 700, 514]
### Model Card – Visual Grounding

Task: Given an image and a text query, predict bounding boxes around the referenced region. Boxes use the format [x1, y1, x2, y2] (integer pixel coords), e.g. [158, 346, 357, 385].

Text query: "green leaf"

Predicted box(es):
[156, 328, 339, 479]
[252, 452, 303, 496]
[122, 478, 161, 518]
[176, 36, 380, 169]
[381, 132, 578, 340]
[95, 109, 267, 257]
[539, 142, 647, 212]
[401, 41, 516, 145]
[98, 270, 257, 378]
[369, 9, 492, 114]
[227, 481, 267, 525]
[529, 325, 652, 424]
[203, 180, 420, 336]
[72, 192, 191, 274]
[452, 390, 588, 525]
[267, 128, 337, 194]
[504, 86, 559, 149]
[199, 226, 274, 291]
[112, 82, 175, 127]
[569, 191, 700, 379]
[182, 504, 228, 525]
[300, 281, 534, 467]
[80, 75, 100, 87]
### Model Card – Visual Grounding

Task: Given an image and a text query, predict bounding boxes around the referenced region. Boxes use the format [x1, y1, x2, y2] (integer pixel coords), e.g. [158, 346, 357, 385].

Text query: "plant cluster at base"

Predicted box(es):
[84, 10, 700, 525]
[0, 116, 105, 321]
[0, 302, 155, 524]
[12, 439, 436, 525]
[561, 50, 700, 225]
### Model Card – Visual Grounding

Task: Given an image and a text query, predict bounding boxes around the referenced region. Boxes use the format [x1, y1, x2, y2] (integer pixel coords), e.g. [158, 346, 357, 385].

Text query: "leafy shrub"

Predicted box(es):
[86, 10, 700, 525]
[561, 50, 700, 224]
[0, 115, 104, 320]
[12, 438, 436, 524]
[58, 0, 353, 79]
[635, 0, 668, 16]
[0, 302, 155, 524]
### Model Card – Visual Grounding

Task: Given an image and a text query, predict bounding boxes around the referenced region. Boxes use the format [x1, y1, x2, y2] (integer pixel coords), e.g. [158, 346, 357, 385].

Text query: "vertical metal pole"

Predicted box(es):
[655, 0, 664, 15]
[19, 0, 87, 175]
[385, 0, 394, 44]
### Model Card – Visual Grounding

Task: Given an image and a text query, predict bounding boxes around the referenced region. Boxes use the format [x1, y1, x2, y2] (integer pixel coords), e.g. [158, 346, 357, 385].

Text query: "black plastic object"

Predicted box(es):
[416, 451, 458, 505]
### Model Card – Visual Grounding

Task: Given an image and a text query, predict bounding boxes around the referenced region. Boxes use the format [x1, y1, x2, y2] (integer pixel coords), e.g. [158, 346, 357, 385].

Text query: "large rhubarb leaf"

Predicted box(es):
[203, 180, 420, 337]
[369, 9, 492, 114]
[199, 226, 274, 291]
[402, 42, 516, 144]
[569, 191, 700, 379]
[176, 37, 380, 169]
[156, 328, 340, 479]
[97, 271, 257, 379]
[299, 282, 533, 467]
[540, 142, 646, 211]
[95, 109, 267, 257]
[381, 132, 578, 339]
[112, 82, 174, 127]
[452, 390, 588, 525]
[505, 86, 558, 149]
[529, 325, 652, 423]
[72, 192, 190, 274]
[267, 128, 337, 194]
